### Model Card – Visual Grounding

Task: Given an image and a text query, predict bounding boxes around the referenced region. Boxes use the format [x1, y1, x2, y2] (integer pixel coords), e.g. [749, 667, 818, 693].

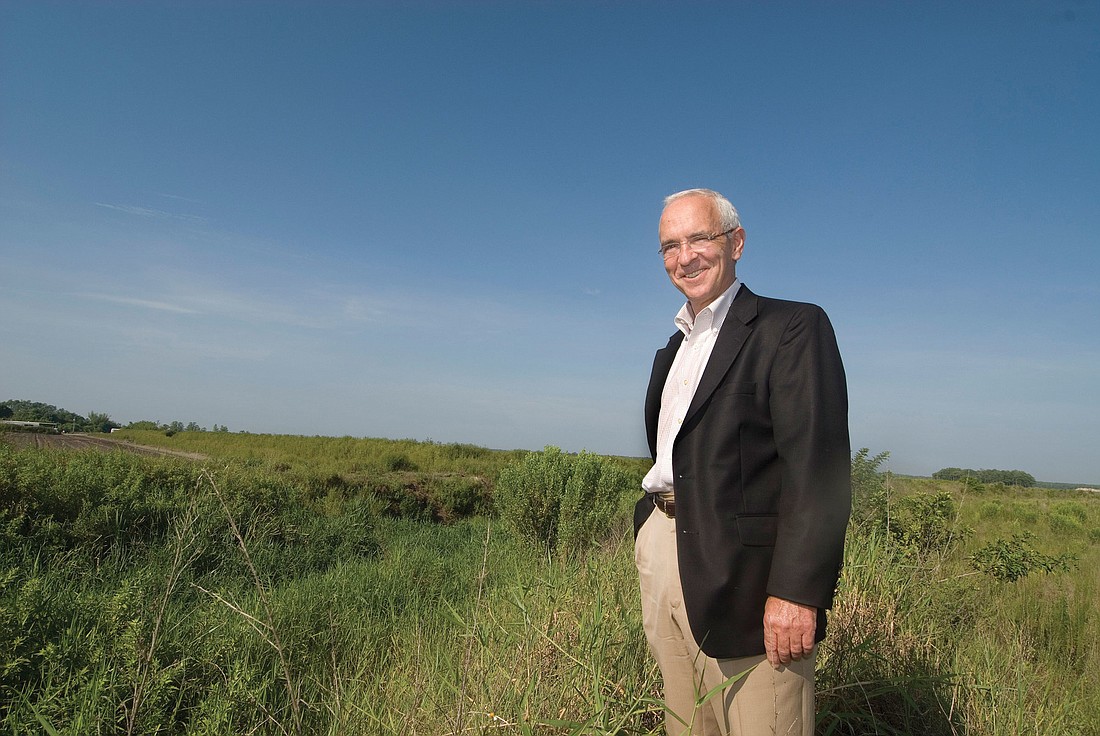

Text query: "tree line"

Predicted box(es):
[932, 467, 1036, 487]
[1, 400, 227, 435]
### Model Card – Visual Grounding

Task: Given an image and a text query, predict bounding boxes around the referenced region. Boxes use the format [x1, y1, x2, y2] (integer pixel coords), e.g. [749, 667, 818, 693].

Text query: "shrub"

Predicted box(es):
[433, 475, 490, 520]
[961, 476, 986, 494]
[496, 446, 570, 552]
[382, 453, 417, 472]
[977, 501, 1003, 520]
[558, 451, 629, 555]
[1048, 511, 1083, 535]
[1052, 501, 1088, 524]
[891, 491, 968, 557]
[850, 448, 890, 534]
[970, 532, 1077, 582]
[494, 447, 631, 555]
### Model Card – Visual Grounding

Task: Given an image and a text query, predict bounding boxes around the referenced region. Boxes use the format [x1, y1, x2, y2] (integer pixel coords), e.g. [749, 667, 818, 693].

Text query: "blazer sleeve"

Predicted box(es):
[765, 304, 851, 610]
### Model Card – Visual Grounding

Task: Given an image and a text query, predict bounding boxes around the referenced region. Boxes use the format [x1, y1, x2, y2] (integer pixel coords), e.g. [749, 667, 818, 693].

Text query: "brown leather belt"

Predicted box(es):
[653, 494, 676, 518]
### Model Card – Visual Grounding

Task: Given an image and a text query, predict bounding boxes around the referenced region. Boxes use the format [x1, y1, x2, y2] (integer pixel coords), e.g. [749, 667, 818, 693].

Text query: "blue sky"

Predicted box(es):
[2, 1, 1097, 483]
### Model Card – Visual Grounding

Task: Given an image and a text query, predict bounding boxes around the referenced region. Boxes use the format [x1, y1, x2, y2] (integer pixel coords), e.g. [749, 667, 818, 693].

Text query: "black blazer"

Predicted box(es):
[635, 285, 851, 659]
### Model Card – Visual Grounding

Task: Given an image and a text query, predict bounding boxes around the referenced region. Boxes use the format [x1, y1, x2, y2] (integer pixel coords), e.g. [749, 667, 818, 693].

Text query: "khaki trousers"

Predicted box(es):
[635, 507, 815, 736]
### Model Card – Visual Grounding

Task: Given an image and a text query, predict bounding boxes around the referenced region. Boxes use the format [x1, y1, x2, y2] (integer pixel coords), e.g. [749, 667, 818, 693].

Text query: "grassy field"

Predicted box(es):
[1, 432, 1097, 735]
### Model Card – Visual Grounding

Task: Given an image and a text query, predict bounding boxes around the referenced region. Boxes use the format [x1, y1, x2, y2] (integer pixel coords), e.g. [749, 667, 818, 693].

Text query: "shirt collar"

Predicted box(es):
[674, 279, 741, 337]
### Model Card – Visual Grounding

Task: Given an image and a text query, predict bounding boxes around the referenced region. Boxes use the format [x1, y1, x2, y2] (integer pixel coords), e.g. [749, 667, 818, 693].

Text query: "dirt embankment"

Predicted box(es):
[1, 432, 207, 461]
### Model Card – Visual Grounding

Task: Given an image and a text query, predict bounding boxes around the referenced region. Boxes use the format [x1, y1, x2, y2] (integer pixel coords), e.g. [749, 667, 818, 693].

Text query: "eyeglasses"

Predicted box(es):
[658, 227, 737, 259]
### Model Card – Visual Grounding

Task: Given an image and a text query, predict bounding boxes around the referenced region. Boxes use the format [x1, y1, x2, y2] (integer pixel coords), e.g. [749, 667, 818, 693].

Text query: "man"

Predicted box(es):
[635, 188, 850, 736]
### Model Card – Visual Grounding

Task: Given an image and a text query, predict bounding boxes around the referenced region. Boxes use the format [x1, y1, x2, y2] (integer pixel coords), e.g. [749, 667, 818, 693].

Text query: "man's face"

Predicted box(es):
[658, 195, 744, 315]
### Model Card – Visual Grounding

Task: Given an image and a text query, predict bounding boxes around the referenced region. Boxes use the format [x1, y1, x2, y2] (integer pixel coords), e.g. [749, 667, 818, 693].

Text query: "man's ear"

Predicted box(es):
[730, 228, 745, 262]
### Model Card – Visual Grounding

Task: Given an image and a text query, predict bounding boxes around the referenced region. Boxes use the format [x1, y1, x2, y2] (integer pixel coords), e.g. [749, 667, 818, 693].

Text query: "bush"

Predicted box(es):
[891, 491, 968, 557]
[970, 532, 1077, 582]
[850, 448, 890, 534]
[433, 475, 490, 520]
[558, 452, 629, 555]
[381, 453, 417, 472]
[494, 447, 631, 555]
[848, 450, 966, 558]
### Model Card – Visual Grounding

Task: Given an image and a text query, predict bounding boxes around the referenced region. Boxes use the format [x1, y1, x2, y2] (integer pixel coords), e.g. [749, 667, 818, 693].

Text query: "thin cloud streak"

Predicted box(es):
[94, 202, 206, 223]
[81, 293, 200, 315]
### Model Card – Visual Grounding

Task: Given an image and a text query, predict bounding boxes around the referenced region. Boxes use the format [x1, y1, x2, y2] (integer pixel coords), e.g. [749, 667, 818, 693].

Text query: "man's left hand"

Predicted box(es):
[763, 595, 817, 668]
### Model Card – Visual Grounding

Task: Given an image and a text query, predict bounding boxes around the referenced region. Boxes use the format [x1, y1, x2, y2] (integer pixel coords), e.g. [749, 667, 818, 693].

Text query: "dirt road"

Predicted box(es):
[1, 432, 207, 460]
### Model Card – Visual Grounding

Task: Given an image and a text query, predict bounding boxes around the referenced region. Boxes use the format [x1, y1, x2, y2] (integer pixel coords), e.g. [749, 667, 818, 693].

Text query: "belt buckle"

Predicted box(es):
[653, 494, 675, 518]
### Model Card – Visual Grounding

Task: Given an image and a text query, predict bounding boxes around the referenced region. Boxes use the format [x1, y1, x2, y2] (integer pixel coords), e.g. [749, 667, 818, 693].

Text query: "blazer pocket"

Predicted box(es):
[736, 514, 777, 547]
[714, 381, 757, 398]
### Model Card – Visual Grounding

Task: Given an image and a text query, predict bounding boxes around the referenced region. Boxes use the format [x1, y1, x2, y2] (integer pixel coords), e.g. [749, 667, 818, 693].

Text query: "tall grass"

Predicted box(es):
[1, 438, 1096, 734]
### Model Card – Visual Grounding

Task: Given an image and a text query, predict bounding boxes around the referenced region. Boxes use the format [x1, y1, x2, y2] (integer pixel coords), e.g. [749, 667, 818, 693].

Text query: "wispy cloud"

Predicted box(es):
[81, 293, 200, 315]
[157, 192, 203, 204]
[95, 202, 206, 223]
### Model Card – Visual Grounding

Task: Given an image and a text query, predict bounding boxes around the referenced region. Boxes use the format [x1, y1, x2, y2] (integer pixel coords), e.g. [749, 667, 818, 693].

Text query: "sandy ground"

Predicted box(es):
[1, 431, 207, 461]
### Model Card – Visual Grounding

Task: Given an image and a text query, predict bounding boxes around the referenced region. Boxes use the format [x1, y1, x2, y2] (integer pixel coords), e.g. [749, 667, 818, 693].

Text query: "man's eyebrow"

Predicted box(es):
[661, 230, 711, 244]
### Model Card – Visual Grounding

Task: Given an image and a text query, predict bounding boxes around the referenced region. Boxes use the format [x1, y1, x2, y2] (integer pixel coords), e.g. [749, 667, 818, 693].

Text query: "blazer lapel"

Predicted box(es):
[683, 285, 758, 426]
[646, 331, 684, 457]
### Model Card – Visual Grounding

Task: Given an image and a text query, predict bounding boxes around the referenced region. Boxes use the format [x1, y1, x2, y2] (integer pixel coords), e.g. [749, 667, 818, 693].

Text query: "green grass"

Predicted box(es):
[1, 437, 1097, 734]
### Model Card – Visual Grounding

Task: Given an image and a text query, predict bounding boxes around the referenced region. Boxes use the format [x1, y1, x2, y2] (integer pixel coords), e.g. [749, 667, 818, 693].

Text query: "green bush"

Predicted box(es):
[382, 453, 418, 472]
[1052, 501, 1088, 523]
[1048, 511, 1084, 535]
[970, 532, 1077, 582]
[891, 491, 968, 556]
[848, 449, 965, 558]
[496, 446, 570, 551]
[433, 475, 490, 520]
[850, 448, 890, 534]
[977, 501, 1003, 520]
[494, 447, 631, 555]
[558, 451, 629, 555]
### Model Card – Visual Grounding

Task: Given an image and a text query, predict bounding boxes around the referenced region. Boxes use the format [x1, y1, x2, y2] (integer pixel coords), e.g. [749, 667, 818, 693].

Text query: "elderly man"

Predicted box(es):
[635, 188, 851, 735]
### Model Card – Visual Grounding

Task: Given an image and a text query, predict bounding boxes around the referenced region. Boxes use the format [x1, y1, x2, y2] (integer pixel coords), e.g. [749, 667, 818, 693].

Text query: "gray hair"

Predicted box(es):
[663, 188, 742, 231]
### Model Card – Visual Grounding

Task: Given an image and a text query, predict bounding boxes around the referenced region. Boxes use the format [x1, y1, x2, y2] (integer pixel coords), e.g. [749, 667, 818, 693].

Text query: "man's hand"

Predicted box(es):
[763, 595, 817, 668]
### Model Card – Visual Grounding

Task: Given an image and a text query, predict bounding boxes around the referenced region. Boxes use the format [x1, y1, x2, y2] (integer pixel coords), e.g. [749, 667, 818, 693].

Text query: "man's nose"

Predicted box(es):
[677, 244, 697, 265]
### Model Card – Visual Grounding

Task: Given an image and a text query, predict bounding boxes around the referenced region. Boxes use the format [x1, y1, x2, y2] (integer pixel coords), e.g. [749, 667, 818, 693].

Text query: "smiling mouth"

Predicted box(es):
[682, 267, 706, 280]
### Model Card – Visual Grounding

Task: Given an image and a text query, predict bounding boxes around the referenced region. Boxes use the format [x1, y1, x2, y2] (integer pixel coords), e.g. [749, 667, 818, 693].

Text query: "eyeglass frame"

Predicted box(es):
[658, 227, 739, 259]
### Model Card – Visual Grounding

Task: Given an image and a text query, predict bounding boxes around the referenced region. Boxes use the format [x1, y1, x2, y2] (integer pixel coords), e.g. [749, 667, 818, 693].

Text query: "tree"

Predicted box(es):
[126, 420, 161, 430]
[3, 400, 85, 427]
[0, 405, 12, 419]
[933, 467, 1036, 487]
[85, 411, 120, 433]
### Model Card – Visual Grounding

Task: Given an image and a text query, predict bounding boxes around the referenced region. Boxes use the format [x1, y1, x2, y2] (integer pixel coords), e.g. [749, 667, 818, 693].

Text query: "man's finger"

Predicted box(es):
[765, 624, 783, 664]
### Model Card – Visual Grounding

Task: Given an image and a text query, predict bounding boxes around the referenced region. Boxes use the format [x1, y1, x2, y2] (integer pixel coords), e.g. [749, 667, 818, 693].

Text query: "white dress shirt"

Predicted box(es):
[642, 279, 741, 497]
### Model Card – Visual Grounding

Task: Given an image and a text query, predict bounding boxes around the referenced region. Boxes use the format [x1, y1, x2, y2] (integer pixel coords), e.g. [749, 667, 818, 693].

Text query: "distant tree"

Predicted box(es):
[4, 400, 86, 427]
[126, 420, 161, 431]
[168, 421, 185, 433]
[85, 411, 120, 433]
[185, 422, 203, 432]
[933, 467, 1035, 487]
[0, 405, 12, 419]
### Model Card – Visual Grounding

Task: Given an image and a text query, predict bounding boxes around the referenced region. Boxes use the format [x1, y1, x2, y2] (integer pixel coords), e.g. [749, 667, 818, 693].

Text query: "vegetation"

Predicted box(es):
[0, 400, 119, 433]
[495, 446, 633, 556]
[0, 432, 1097, 734]
[932, 466, 1036, 487]
[126, 420, 231, 434]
